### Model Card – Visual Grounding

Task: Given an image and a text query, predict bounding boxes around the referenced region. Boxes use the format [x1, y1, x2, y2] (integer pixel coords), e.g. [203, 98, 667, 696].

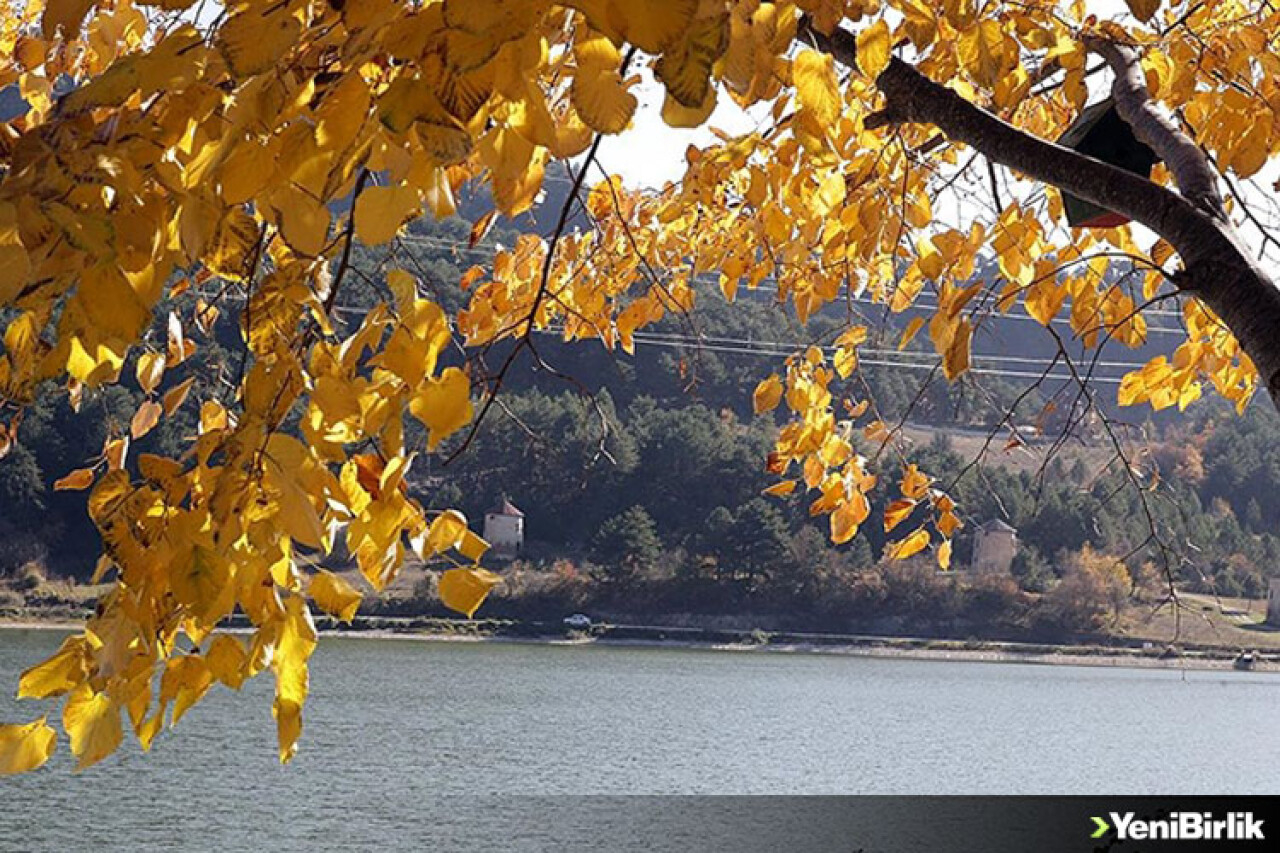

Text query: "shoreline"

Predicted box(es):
[323, 630, 1280, 673]
[4, 617, 1276, 675]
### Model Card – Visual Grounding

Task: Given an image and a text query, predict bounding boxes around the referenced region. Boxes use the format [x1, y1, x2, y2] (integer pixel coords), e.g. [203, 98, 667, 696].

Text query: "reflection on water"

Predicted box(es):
[2, 628, 1279, 850]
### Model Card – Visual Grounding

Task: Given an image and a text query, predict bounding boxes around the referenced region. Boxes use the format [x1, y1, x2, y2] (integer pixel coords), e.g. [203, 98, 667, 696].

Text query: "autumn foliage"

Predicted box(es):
[3, 0, 1279, 771]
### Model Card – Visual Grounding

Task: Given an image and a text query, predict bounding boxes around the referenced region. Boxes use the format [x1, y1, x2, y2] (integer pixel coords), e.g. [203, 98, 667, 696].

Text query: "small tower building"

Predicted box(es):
[971, 519, 1018, 575]
[1267, 578, 1280, 626]
[483, 496, 524, 557]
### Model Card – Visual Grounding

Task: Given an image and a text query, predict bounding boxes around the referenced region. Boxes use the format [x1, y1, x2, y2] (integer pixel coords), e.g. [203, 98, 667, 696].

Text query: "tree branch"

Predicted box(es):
[1083, 36, 1226, 219]
[800, 20, 1220, 261]
[799, 17, 1280, 409]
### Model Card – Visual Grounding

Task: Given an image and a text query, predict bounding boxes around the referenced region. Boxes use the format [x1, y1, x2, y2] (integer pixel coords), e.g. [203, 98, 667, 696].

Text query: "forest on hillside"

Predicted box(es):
[3, 189, 1279, 637]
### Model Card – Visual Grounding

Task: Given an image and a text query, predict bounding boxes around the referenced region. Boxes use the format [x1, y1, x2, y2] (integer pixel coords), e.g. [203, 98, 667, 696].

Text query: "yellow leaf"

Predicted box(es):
[263, 440, 327, 550]
[273, 698, 303, 765]
[887, 527, 930, 560]
[661, 88, 716, 128]
[104, 436, 129, 471]
[274, 187, 331, 258]
[1228, 120, 1269, 179]
[310, 570, 362, 623]
[438, 567, 502, 618]
[220, 141, 275, 205]
[87, 470, 132, 525]
[0, 202, 31, 304]
[200, 400, 229, 434]
[1178, 380, 1202, 411]
[942, 317, 972, 380]
[163, 376, 196, 416]
[160, 655, 214, 725]
[408, 367, 473, 450]
[0, 718, 57, 775]
[206, 635, 248, 690]
[425, 510, 469, 556]
[274, 595, 317, 710]
[763, 480, 798, 497]
[957, 19, 1011, 88]
[130, 400, 163, 439]
[1125, 0, 1160, 23]
[135, 351, 166, 395]
[166, 311, 186, 365]
[1117, 371, 1144, 407]
[315, 72, 373, 152]
[1150, 239, 1175, 268]
[654, 9, 728, 108]
[814, 172, 847, 219]
[571, 66, 637, 135]
[900, 464, 931, 500]
[794, 49, 841, 126]
[217, 4, 301, 79]
[42, 0, 95, 40]
[272, 595, 317, 763]
[830, 492, 870, 544]
[937, 538, 953, 571]
[458, 530, 490, 562]
[898, 316, 925, 350]
[609, 0, 697, 53]
[1024, 280, 1067, 326]
[378, 78, 474, 162]
[386, 269, 418, 311]
[206, 207, 261, 281]
[855, 19, 892, 78]
[54, 468, 95, 491]
[418, 165, 458, 219]
[884, 498, 916, 532]
[171, 546, 235, 627]
[355, 185, 422, 246]
[65, 336, 127, 387]
[19, 636, 89, 699]
[898, 0, 937, 48]
[937, 510, 963, 538]
[63, 684, 123, 771]
[469, 210, 498, 248]
[753, 374, 783, 414]
[833, 345, 858, 379]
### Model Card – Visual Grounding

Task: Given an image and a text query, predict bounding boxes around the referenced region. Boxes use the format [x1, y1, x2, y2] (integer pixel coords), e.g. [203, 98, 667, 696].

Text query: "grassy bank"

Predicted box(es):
[5, 563, 1279, 674]
[9, 611, 1272, 674]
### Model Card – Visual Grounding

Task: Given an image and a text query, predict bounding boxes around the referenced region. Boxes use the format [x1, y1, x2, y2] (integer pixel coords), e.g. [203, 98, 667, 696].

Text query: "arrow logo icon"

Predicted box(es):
[1091, 816, 1111, 839]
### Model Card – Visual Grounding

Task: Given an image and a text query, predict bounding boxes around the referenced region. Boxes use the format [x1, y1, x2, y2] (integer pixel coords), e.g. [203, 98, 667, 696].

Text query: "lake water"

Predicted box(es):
[2, 628, 1279, 851]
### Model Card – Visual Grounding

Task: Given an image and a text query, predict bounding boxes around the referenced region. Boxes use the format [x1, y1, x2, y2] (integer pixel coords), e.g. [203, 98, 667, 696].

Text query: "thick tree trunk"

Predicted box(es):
[800, 21, 1280, 410]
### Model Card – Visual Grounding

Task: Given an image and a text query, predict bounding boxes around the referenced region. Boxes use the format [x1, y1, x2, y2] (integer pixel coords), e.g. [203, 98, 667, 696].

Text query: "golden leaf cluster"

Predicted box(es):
[4, 0, 1279, 771]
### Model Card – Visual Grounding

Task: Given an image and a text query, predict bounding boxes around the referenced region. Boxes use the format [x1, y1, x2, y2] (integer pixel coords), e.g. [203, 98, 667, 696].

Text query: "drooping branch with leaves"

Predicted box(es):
[1, 0, 1278, 772]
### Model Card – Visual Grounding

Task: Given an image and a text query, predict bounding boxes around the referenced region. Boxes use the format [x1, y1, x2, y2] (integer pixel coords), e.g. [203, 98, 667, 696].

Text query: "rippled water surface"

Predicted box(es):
[2, 628, 1279, 851]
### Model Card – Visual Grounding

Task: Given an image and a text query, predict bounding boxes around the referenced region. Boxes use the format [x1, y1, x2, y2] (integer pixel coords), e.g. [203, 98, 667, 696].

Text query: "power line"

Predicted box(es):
[538, 328, 1131, 386]
[203, 291, 1150, 388]
[624, 329, 1156, 372]
[393, 237, 1191, 333]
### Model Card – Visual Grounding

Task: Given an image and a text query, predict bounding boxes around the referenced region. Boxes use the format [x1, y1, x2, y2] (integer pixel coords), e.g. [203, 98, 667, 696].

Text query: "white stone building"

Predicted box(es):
[971, 519, 1017, 574]
[483, 496, 524, 557]
[1267, 578, 1280, 626]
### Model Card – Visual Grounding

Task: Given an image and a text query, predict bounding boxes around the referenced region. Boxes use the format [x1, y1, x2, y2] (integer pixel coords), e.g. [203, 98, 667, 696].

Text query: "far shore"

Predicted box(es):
[4, 613, 1277, 675]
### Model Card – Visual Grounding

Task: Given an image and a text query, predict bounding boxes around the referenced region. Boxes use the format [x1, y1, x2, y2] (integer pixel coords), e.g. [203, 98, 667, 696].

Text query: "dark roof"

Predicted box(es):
[488, 497, 524, 517]
[1056, 98, 1117, 150]
[979, 519, 1017, 534]
[1056, 98, 1159, 227]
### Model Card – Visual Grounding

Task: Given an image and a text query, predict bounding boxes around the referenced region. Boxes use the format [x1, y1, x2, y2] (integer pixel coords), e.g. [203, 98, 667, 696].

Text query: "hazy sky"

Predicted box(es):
[593, 75, 765, 189]
[593, 0, 1136, 189]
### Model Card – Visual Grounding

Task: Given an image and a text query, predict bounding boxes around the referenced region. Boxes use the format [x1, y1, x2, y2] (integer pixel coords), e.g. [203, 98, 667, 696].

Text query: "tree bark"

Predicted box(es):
[799, 20, 1280, 410]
